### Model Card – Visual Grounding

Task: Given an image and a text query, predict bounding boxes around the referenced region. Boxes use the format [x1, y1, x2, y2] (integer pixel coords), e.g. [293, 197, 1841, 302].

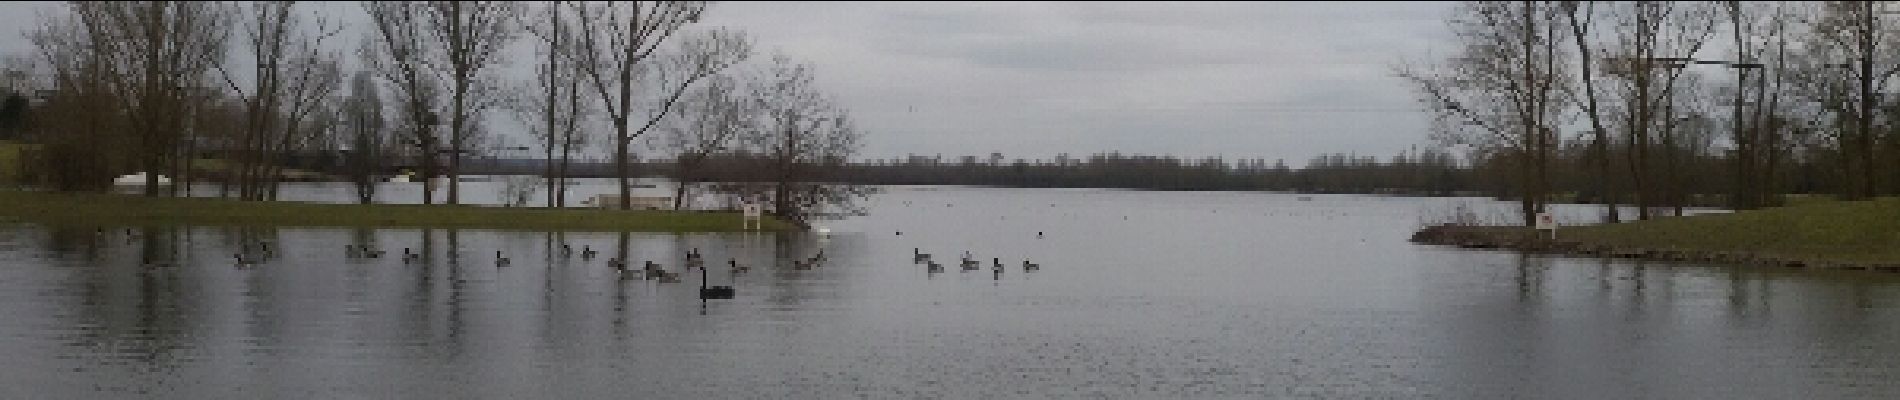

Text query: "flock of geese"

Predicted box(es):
[129, 226, 1043, 296]
[912, 248, 1039, 277]
[328, 243, 826, 300]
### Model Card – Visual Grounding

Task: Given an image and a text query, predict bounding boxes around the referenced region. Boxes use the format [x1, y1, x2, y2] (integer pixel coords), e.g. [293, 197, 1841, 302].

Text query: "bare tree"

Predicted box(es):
[63, 1, 232, 196]
[220, 1, 344, 201]
[745, 54, 865, 226]
[1399, 1, 1571, 227]
[426, 0, 521, 205]
[518, 0, 589, 208]
[1722, 1, 1803, 209]
[569, 1, 749, 209]
[1597, 1, 1719, 219]
[27, 10, 131, 191]
[364, 1, 443, 204]
[1798, 1, 1900, 200]
[1562, 0, 1621, 222]
[342, 71, 386, 204]
[657, 75, 748, 210]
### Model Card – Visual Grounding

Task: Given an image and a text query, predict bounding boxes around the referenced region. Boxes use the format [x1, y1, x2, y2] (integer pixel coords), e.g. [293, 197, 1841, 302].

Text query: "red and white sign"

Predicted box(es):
[1535, 212, 1556, 231]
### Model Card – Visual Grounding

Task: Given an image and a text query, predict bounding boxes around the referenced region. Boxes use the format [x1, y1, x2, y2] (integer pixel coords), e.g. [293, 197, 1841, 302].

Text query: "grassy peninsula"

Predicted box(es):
[1415, 197, 1900, 268]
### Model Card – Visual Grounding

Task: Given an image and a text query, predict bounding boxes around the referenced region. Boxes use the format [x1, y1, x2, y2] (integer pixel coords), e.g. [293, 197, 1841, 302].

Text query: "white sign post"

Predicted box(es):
[742, 203, 762, 230]
[1535, 212, 1557, 239]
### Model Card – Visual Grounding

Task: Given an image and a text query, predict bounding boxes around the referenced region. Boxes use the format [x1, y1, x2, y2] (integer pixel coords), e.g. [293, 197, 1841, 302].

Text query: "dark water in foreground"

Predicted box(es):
[5, 186, 1900, 398]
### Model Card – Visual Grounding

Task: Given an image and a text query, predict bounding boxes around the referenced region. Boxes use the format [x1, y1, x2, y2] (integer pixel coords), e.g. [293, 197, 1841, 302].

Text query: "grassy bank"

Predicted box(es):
[0, 140, 32, 185]
[1415, 197, 1900, 267]
[0, 190, 795, 232]
[1561, 197, 1900, 264]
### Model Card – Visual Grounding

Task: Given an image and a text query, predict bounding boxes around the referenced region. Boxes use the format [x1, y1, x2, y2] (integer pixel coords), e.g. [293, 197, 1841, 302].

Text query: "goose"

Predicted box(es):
[699, 266, 735, 300]
[366, 248, 384, 258]
[644, 261, 663, 280]
[560, 244, 573, 257]
[607, 258, 627, 270]
[913, 248, 931, 263]
[657, 271, 682, 283]
[729, 258, 749, 273]
[402, 248, 421, 264]
[925, 260, 944, 273]
[1037, 232, 1043, 238]
[581, 246, 597, 259]
[496, 251, 510, 266]
[1023, 260, 1040, 271]
[992, 258, 1004, 272]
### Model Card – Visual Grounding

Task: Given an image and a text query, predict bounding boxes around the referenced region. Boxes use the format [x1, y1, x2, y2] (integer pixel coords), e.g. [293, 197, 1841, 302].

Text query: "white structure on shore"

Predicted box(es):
[112, 172, 173, 186]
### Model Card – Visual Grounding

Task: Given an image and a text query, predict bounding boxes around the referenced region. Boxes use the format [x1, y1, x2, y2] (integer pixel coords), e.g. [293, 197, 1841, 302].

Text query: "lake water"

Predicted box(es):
[6, 184, 1900, 398]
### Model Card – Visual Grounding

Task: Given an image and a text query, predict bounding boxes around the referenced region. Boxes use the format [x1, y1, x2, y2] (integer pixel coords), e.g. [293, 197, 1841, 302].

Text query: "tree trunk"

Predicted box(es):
[615, 125, 630, 210]
[1567, 7, 1619, 222]
[449, 87, 464, 206]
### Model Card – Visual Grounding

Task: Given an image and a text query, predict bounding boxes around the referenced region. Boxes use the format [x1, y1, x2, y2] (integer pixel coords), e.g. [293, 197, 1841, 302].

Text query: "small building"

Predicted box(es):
[580, 194, 673, 210]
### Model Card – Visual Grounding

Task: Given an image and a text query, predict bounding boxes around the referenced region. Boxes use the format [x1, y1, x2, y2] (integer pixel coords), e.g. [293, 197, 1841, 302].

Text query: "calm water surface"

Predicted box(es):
[5, 185, 1900, 398]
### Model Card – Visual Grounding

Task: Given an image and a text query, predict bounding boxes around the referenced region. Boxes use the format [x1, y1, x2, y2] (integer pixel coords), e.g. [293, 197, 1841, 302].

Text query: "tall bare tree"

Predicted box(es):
[1399, 1, 1571, 226]
[569, 1, 749, 209]
[426, 1, 520, 205]
[1563, 0, 1625, 221]
[519, 0, 589, 208]
[364, 1, 443, 204]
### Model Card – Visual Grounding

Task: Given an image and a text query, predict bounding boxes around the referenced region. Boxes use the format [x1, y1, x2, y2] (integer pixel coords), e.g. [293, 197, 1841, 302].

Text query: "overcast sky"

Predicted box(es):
[0, 1, 1458, 166]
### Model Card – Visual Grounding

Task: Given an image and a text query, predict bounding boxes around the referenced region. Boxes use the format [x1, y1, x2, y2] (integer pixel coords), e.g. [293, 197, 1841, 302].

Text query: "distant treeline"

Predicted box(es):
[826, 150, 1473, 195]
[802, 145, 1854, 203]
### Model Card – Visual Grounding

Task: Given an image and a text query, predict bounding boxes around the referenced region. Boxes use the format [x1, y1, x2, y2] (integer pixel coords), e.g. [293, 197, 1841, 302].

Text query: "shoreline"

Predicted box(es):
[0, 190, 795, 232]
[1411, 224, 1900, 272]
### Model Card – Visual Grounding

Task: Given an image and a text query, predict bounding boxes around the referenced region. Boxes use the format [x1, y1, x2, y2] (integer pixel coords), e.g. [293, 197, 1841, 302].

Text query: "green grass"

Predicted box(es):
[1563, 197, 1900, 264]
[0, 190, 796, 232]
[0, 140, 32, 185]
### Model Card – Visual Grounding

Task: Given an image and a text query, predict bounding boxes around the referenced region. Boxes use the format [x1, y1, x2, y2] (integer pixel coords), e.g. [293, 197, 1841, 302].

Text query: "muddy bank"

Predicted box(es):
[1410, 224, 1900, 272]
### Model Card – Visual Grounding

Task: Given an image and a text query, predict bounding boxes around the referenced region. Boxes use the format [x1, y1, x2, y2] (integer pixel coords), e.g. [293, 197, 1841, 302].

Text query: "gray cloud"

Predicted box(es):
[709, 1, 1458, 165]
